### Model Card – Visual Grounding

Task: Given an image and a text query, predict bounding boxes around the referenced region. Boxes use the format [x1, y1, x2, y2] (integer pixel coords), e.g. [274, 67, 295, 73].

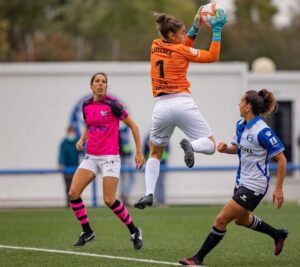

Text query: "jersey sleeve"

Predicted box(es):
[81, 97, 93, 122]
[184, 36, 195, 47]
[101, 96, 128, 120]
[115, 100, 128, 121]
[231, 133, 238, 145]
[178, 41, 220, 63]
[258, 128, 285, 159]
[231, 119, 244, 145]
[58, 141, 66, 165]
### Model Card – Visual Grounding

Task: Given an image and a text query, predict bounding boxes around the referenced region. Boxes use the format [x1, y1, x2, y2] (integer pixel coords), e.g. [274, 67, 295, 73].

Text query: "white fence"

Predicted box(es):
[0, 62, 299, 207]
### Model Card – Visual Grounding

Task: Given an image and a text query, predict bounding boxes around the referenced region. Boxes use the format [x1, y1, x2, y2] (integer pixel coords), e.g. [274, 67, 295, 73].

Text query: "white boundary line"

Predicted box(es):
[0, 244, 181, 266]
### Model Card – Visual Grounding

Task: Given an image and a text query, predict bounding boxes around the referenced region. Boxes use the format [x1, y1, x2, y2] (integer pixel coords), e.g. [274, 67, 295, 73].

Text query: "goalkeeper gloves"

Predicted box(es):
[209, 9, 228, 42]
[187, 6, 204, 39]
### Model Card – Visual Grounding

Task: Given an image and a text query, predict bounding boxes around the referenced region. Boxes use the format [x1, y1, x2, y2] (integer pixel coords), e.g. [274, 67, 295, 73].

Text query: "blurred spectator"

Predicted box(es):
[143, 133, 170, 205]
[119, 123, 136, 206]
[58, 125, 81, 207]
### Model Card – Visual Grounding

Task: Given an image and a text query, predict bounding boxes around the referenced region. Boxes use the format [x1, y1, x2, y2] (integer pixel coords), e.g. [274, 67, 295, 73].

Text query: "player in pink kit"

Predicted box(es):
[68, 72, 144, 249]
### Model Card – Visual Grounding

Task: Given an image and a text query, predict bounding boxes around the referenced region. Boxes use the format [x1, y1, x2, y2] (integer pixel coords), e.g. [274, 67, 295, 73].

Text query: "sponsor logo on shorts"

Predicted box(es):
[240, 194, 247, 202]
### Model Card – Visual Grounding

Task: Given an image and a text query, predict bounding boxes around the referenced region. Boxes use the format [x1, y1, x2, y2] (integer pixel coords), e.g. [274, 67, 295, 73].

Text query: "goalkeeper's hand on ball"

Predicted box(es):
[187, 5, 204, 39]
[209, 9, 227, 30]
[209, 9, 228, 42]
[194, 5, 204, 28]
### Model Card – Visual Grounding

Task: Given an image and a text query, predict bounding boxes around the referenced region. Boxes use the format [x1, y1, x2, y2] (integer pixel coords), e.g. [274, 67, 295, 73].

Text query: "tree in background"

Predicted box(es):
[0, 19, 9, 60]
[224, 0, 277, 67]
[0, 0, 59, 60]
[0, 0, 299, 69]
[279, 8, 300, 69]
[0, 0, 77, 61]
[57, 0, 198, 61]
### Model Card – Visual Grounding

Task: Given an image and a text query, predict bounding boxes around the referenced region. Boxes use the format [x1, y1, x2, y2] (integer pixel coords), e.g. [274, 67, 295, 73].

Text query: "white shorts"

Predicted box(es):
[78, 154, 121, 178]
[150, 93, 212, 146]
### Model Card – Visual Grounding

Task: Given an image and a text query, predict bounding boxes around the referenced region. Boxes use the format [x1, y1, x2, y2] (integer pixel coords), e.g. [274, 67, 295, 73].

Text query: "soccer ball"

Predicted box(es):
[200, 2, 225, 28]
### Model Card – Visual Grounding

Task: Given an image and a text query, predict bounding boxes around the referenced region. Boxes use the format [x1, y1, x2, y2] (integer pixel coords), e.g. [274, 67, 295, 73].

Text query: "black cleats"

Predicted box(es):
[180, 139, 194, 168]
[274, 228, 288, 256]
[73, 231, 95, 247]
[179, 255, 202, 266]
[134, 194, 154, 209]
[131, 228, 143, 250]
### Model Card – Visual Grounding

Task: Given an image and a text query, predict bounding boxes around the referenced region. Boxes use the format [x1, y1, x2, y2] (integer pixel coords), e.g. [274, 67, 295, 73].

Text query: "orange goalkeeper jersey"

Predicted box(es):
[150, 37, 220, 97]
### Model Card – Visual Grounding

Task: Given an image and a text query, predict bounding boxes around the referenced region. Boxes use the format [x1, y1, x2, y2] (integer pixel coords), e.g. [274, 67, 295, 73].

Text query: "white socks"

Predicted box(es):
[191, 137, 215, 155]
[145, 158, 160, 196]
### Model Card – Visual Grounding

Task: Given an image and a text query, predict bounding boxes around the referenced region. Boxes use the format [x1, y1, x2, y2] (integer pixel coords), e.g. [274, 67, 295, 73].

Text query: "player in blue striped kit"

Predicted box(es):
[180, 89, 288, 266]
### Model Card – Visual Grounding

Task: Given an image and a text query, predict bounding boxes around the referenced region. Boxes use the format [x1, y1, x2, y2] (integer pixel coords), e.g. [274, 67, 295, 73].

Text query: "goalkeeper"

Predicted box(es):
[134, 6, 227, 209]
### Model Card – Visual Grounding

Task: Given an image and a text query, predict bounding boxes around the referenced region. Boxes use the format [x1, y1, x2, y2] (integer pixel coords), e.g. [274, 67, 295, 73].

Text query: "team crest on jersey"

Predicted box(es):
[189, 47, 199, 55]
[247, 134, 253, 142]
[101, 110, 108, 116]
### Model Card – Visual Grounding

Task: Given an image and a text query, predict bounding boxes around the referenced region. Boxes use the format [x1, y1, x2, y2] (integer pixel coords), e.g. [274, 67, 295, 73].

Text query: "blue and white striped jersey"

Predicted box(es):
[231, 116, 285, 194]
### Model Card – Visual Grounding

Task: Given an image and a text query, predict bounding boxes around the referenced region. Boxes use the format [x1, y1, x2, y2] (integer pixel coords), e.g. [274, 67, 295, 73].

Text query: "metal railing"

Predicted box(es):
[1, 163, 299, 207]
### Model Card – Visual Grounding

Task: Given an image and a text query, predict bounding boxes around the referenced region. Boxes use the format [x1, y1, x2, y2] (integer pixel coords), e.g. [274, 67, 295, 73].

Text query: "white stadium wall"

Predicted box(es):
[0, 62, 299, 207]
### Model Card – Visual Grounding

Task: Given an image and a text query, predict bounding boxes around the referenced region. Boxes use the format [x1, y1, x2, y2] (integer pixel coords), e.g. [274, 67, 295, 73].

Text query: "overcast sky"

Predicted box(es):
[215, 0, 300, 27]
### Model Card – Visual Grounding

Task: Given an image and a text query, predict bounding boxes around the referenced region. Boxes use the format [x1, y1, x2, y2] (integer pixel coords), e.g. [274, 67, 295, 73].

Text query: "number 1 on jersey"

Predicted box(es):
[155, 60, 164, 78]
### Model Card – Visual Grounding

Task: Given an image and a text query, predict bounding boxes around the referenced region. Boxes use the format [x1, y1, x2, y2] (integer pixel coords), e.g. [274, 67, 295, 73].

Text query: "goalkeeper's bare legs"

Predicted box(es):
[134, 142, 165, 209]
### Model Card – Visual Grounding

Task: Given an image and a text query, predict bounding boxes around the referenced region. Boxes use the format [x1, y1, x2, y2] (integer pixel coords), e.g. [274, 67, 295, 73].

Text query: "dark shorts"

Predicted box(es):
[232, 186, 265, 212]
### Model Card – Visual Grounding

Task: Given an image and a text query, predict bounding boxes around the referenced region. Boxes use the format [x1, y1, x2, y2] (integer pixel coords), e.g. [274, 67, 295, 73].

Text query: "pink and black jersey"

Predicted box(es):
[82, 95, 128, 156]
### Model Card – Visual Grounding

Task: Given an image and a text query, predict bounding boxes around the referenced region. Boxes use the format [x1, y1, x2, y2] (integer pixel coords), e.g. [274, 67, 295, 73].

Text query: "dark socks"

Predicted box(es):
[248, 215, 277, 239]
[197, 226, 226, 260]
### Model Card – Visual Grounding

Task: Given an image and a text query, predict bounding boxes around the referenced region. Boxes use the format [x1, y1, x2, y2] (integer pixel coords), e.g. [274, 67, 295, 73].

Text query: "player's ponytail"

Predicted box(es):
[245, 89, 278, 117]
[154, 12, 167, 24]
[153, 12, 183, 40]
[258, 89, 278, 117]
